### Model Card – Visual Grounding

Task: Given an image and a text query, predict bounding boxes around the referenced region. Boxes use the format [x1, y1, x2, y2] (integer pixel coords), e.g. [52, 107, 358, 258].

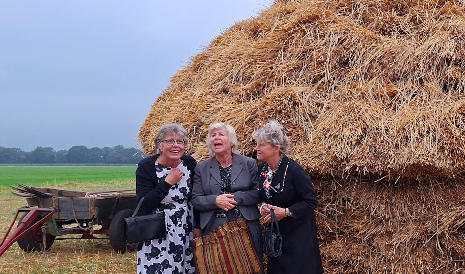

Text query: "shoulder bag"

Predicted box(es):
[192, 214, 263, 274]
[263, 209, 282, 257]
[125, 197, 166, 244]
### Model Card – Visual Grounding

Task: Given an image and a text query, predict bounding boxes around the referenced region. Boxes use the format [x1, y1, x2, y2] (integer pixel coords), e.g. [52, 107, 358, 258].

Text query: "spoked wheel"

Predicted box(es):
[16, 214, 55, 252]
[109, 209, 136, 254]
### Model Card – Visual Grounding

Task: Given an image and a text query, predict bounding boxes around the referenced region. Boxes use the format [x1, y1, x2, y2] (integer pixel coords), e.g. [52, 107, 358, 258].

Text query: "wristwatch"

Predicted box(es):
[285, 208, 292, 217]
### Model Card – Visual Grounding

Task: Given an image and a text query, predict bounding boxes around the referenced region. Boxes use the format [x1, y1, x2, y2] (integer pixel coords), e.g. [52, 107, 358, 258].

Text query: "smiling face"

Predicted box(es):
[157, 132, 185, 162]
[210, 128, 233, 156]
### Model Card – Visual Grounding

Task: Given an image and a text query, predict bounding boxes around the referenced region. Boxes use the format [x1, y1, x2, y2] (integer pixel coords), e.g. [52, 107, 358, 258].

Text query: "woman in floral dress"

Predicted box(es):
[135, 123, 200, 274]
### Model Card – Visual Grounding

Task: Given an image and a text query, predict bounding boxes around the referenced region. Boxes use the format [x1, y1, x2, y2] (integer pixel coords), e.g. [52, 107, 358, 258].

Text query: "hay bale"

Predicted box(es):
[139, 0, 465, 272]
[315, 177, 465, 273]
[139, 0, 465, 181]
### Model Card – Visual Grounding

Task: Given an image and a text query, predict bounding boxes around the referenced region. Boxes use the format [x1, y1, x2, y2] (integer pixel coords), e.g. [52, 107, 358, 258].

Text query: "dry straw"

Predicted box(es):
[139, 0, 465, 272]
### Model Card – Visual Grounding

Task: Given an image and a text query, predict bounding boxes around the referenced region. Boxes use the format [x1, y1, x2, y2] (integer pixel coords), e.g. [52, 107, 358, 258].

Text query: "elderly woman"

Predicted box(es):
[192, 122, 263, 263]
[136, 123, 199, 274]
[253, 121, 323, 274]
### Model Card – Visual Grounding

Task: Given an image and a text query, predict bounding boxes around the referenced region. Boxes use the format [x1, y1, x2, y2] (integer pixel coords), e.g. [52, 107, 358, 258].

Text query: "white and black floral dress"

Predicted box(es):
[137, 161, 196, 274]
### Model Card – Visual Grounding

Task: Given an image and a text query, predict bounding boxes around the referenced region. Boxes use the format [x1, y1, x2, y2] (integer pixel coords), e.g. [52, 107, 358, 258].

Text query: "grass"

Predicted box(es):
[0, 166, 137, 197]
[0, 180, 137, 273]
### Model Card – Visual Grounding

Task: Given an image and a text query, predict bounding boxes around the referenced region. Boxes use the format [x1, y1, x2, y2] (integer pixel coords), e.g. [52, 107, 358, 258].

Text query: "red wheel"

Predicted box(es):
[16, 214, 55, 252]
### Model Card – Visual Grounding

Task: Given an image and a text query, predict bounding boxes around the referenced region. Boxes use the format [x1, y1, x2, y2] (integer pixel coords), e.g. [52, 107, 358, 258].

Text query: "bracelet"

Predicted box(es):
[259, 203, 268, 213]
[285, 208, 292, 217]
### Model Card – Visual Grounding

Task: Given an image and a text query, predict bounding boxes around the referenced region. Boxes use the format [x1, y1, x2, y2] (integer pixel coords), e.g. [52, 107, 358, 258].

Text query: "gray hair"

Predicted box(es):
[206, 123, 239, 156]
[252, 121, 290, 156]
[154, 123, 189, 154]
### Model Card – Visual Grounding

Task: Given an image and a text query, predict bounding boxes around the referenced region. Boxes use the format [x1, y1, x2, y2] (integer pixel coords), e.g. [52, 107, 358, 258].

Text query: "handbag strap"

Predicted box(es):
[269, 209, 280, 234]
[132, 196, 145, 217]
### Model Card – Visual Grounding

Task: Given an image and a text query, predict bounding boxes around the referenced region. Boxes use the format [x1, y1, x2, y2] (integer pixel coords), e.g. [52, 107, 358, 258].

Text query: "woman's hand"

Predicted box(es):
[165, 168, 183, 185]
[215, 194, 237, 211]
[262, 206, 287, 223]
[260, 203, 271, 217]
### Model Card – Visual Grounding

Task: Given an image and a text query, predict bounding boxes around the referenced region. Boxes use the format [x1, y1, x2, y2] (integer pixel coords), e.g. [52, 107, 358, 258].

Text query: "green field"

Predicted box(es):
[0, 165, 137, 191]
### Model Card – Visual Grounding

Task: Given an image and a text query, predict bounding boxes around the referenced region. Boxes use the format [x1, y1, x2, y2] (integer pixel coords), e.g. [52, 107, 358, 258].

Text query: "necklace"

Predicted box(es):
[216, 154, 233, 168]
[261, 158, 289, 199]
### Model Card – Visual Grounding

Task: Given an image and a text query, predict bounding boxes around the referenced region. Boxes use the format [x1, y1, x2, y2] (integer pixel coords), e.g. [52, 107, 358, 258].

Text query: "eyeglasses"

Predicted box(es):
[162, 139, 185, 146]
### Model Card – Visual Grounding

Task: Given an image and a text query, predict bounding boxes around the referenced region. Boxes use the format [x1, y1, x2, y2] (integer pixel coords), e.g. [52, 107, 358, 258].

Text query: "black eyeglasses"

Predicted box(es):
[162, 139, 185, 146]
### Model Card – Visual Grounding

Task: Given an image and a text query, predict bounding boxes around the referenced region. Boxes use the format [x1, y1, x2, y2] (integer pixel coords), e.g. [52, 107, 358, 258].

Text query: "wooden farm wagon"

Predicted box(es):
[0, 185, 138, 256]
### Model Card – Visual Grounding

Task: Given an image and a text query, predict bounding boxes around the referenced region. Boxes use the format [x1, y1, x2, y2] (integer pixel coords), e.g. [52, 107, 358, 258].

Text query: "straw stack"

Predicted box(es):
[139, 0, 465, 272]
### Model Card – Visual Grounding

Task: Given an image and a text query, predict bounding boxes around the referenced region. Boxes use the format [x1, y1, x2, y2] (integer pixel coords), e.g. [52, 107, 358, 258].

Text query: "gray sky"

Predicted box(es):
[0, 1, 272, 152]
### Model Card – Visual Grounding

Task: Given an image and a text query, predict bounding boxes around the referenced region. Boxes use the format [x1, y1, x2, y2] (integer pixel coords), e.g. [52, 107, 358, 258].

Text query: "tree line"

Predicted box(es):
[0, 145, 146, 164]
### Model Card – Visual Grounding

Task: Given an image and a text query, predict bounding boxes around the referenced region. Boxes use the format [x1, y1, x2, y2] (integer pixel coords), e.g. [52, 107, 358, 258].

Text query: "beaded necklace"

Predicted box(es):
[261, 158, 289, 199]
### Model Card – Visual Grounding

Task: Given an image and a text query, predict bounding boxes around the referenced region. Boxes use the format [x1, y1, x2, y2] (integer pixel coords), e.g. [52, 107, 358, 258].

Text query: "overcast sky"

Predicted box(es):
[0, 1, 272, 152]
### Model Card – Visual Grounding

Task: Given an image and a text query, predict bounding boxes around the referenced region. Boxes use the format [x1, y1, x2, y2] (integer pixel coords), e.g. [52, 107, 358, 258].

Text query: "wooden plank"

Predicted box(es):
[56, 197, 92, 220]
[32, 187, 135, 197]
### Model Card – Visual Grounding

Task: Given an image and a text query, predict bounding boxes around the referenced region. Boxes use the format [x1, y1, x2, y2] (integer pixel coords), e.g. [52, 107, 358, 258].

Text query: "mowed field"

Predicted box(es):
[0, 166, 138, 273]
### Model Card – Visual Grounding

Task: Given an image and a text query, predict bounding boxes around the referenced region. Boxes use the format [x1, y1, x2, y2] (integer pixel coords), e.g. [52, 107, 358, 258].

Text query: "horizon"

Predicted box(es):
[0, 143, 141, 152]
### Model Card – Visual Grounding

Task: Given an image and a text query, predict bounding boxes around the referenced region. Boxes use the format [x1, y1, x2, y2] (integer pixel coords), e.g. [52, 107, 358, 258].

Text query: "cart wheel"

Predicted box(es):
[109, 209, 136, 254]
[16, 214, 55, 252]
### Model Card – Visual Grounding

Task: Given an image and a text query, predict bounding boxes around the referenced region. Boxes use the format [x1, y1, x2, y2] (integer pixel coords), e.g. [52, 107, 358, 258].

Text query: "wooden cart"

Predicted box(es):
[0, 186, 138, 256]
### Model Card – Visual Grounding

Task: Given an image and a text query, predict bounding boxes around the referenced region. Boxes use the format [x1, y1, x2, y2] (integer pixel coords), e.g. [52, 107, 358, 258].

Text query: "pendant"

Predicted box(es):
[275, 183, 281, 189]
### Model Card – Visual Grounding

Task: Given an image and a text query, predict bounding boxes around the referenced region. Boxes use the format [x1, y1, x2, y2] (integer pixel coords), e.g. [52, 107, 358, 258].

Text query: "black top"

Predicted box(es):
[216, 165, 242, 219]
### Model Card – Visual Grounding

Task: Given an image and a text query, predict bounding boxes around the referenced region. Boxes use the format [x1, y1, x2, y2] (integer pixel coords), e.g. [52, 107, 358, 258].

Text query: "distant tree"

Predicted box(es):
[113, 145, 125, 153]
[55, 150, 68, 163]
[102, 147, 112, 163]
[66, 145, 90, 163]
[105, 146, 145, 164]
[105, 146, 124, 164]
[0, 145, 145, 164]
[124, 148, 145, 164]
[29, 146, 56, 164]
[0, 147, 26, 164]
[89, 147, 104, 163]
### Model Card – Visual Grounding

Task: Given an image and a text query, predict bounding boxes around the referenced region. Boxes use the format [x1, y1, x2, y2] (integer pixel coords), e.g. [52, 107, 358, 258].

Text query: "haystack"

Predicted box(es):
[139, 0, 465, 272]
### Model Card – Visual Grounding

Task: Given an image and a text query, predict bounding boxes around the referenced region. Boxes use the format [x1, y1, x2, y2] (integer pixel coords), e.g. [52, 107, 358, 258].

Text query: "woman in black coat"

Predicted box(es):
[253, 121, 323, 274]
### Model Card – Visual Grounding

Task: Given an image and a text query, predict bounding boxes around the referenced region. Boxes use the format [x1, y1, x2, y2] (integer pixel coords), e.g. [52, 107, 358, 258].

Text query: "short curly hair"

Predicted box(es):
[252, 120, 289, 156]
[154, 123, 189, 154]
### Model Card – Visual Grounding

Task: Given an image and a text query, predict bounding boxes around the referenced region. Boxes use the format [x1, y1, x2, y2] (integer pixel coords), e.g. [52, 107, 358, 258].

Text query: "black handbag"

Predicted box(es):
[125, 197, 166, 244]
[263, 209, 282, 257]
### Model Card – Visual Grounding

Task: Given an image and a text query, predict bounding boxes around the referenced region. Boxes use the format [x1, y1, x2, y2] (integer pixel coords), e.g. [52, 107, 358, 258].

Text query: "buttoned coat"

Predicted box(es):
[192, 153, 261, 230]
